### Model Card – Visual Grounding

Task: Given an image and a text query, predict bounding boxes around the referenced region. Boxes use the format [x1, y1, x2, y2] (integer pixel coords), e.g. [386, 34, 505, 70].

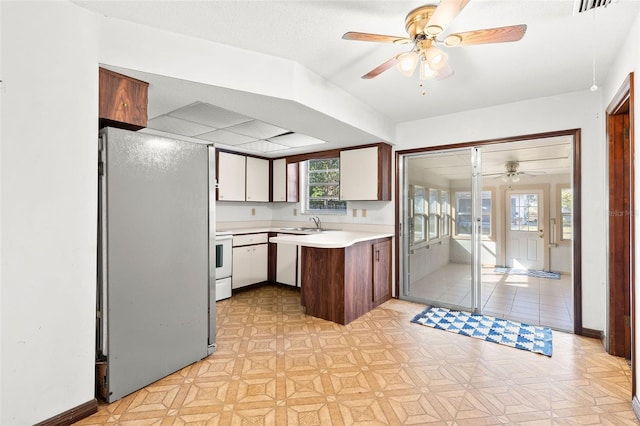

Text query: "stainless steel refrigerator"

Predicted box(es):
[97, 127, 216, 403]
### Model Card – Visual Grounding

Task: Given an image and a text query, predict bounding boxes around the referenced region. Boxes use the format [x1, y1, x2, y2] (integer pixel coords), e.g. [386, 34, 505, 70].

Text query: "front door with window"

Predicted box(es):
[506, 190, 545, 270]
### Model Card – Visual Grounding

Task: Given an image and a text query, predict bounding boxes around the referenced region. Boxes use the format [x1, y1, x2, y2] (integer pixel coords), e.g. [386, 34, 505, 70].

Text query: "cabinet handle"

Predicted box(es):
[375, 249, 380, 261]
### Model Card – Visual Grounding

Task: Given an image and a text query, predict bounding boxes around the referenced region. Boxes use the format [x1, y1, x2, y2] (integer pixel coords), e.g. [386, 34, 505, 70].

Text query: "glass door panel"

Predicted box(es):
[401, 148, 480, 312]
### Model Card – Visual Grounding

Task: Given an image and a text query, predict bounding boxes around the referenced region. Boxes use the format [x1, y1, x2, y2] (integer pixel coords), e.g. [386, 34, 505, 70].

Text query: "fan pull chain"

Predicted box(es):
[418, 56, 426, 96]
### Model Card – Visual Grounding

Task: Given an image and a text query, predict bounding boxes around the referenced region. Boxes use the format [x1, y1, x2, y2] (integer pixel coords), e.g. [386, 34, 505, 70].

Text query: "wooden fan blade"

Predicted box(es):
[445, 24, 527, 47]
[362, 56, 399, 79]
[425, 0, 470, 36]
[342, 31, 411, 44]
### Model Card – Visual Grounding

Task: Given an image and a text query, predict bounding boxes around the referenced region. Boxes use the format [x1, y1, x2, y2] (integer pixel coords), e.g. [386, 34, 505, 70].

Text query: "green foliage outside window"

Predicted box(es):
[306, 159, 347, 213]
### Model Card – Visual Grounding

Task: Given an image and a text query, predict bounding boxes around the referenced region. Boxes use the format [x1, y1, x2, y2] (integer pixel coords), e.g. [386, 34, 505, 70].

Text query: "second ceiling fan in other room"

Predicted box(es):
[342, 0, 527, 93]
[484, 161, 546, 183]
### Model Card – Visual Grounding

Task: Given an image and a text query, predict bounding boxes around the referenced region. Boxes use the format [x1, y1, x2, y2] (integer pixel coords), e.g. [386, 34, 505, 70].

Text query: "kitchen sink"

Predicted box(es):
[279, 227, 338, 233]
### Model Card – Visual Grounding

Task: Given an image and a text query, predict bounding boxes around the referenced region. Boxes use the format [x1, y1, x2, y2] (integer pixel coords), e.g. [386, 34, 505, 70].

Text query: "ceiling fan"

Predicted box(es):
[342, 0, 527, 92]
[484, 161, 545, 183]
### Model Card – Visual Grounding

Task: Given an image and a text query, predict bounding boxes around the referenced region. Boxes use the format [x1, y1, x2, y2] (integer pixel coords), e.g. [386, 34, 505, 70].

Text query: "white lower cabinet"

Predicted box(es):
[232, 234, 268, 289]
[276, 237, 297, 286]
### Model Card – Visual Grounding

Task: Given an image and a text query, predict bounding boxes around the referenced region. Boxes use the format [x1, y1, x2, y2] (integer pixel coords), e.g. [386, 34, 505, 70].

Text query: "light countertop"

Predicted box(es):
[268, 231, 393, 249]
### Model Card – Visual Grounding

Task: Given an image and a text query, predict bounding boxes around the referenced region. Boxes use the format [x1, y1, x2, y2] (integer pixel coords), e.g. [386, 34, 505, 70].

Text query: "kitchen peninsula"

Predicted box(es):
[270, 231, 393, 325]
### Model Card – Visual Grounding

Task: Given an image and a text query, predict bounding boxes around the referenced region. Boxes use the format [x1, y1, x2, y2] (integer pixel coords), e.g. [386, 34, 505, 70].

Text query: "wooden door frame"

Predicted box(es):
[394, 128, 583, 334]
[606, 72, 635, 392]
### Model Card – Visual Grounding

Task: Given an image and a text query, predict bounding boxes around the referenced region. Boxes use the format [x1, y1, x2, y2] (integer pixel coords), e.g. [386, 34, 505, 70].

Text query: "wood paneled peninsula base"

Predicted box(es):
[269, 231, 393, 325]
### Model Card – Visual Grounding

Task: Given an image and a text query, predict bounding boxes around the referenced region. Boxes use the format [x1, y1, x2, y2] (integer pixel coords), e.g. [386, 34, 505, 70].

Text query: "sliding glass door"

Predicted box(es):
[400, 147, 483, 312]
[399, 137, 575, 330]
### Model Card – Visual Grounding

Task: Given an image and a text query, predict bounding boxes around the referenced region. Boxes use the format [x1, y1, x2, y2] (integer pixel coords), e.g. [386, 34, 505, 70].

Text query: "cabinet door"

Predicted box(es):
[372, 239, 392, 306]
[246, 157, 269, 202]
[218, 152, 246, 201]
[99, 68, 148, 130]
[276, 241, 297, 286]
[251, 244, 269, 283]
[272, 159, 287, 202]
[340, 146, 379, 200]
[272, 160, 299, 203]
[232, 246, 252, 289]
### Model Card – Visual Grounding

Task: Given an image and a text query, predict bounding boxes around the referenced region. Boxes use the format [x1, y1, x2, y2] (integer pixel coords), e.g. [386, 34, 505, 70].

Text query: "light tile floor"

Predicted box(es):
[75, 285, 636, 425]
[407, 264, 574, 331]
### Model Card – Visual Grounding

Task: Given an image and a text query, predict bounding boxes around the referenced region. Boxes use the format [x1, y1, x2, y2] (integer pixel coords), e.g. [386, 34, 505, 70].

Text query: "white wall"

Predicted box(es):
[604, 8, 640, 410]
[0, 1, 98, 424]
[96, 16, 394, 146]
[396, 90, 606, 331]
[216, 199, 394, 231]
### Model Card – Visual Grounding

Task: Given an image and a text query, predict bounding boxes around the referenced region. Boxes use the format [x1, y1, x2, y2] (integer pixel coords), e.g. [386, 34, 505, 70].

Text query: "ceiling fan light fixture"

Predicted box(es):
[501, 174, 509, 183]
[444, 34, 462, 47]
[396, 51, 419, 76]
[511, 174, 520, 183]
[419, 59, 437, 80]
[425, 46, 448, 70]
[425, 24, 443, 36]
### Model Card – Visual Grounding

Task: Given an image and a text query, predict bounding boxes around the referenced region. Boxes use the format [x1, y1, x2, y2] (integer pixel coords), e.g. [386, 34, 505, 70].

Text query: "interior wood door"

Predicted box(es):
[608, 108, 632, 359]
[506, 190, 545, 270]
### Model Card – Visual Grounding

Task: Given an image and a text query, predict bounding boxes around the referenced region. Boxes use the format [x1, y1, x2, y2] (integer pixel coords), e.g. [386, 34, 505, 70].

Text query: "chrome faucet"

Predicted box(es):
[310, 216, 321, 230]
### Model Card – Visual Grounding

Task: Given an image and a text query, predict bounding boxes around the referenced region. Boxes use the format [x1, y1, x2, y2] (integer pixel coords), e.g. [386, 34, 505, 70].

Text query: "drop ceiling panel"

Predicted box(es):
[269, 133, 326, 148]
[197, 129, 257, 145]
[227, 120, 289, 139]
[237, 140, 289, 153]
[168, 101, 252, 128]
[147, 115, 216, 137]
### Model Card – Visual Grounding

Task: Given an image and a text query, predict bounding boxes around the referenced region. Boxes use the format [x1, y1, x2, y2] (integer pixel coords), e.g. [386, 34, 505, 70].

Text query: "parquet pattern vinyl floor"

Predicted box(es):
[76, 285, 638, 425]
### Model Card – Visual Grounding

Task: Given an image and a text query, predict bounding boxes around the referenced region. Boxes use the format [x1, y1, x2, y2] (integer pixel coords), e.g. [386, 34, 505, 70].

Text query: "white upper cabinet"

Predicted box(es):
[246, 156, 269, 202]
[272, 158, 287, 202]
[340, 145, 391, 201]
[217, 151, 246, 201]
[217, 152, 269, 202]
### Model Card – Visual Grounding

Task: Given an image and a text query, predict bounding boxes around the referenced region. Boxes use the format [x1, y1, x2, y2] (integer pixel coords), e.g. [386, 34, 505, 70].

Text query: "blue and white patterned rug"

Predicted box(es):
[494, 267, 560, 280]
[411, 307, 553, 357]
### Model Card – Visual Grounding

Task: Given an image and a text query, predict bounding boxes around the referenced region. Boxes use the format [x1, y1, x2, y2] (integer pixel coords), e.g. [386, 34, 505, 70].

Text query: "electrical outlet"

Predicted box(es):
[362, 209, 367, 218]
[352, 209, 357, 217]
[293, 208, 297, 216]
[251, 208, 256, 216]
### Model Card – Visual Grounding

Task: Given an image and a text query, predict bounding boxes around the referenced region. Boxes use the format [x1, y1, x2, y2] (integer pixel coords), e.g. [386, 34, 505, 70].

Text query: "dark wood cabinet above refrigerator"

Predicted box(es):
[99, 67, 148, 131]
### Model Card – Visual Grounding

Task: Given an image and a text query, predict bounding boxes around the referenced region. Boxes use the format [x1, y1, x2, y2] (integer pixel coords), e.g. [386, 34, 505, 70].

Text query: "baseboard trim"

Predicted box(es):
[632, 395, 640, 420]
[580, 327, 603, 340]
[34, 399, 98, 426]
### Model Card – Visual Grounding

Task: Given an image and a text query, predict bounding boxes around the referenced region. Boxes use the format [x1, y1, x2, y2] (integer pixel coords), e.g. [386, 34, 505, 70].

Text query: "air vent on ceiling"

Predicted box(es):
[574, 0, 612, 14]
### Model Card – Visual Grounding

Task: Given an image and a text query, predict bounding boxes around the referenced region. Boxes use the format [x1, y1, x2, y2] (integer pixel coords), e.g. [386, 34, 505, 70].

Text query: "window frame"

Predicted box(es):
[428, 188, 440, 241]
[300, 158, 347, 215]
[410, 185, 451, 248]
[557, 184, 572, 243]
[410, 185, 427, 245]
[453, 189, 494, 239]
[441, 190, 450, 237]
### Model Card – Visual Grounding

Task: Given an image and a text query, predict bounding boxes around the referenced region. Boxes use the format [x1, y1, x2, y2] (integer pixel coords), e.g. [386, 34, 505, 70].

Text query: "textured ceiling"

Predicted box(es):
[76, 0, 640, 124]
[76, 0, 638, 163]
